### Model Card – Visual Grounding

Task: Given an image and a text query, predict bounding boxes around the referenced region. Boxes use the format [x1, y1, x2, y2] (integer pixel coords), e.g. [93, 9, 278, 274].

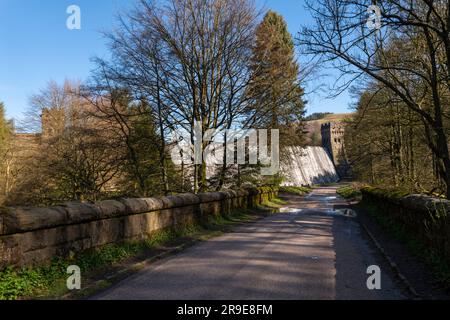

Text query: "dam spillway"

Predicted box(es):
[281, 146, 339, 186]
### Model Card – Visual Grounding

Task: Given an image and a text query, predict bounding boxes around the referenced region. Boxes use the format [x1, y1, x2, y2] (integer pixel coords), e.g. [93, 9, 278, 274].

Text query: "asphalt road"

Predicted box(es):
[93, 187, 407, 300]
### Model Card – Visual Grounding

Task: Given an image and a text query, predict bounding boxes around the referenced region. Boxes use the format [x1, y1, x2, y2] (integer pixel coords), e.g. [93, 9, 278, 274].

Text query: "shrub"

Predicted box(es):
[279, 186, 312, 196]
[337, 185, 362, 199]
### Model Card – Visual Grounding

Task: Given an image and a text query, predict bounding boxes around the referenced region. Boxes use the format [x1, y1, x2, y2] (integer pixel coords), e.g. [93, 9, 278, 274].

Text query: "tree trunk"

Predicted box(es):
[435, 125, 450, 199]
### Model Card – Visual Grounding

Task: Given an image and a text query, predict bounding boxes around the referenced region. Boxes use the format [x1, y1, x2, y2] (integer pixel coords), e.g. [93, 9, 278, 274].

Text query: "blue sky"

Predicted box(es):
[0, 0, 353, 120]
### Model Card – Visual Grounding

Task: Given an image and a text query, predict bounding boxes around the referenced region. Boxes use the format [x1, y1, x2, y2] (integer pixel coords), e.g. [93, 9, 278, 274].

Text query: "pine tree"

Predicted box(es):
[246, 11, 306, 146]
[0, 101, 12, 203]
[0, 101, 12, 147]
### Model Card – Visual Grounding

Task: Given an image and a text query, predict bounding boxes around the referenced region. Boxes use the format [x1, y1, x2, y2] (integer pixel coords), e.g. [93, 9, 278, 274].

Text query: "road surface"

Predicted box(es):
[93, 187, 407, 300]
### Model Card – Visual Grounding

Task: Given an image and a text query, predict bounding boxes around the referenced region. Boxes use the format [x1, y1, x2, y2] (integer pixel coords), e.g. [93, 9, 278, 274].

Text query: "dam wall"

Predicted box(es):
[281, 146, 339, 187]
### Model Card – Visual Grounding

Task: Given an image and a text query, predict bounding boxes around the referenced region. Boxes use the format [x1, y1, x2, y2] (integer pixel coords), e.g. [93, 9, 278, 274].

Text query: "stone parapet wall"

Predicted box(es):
[361, 187, 450, 264]
[0, 187, 277, 269]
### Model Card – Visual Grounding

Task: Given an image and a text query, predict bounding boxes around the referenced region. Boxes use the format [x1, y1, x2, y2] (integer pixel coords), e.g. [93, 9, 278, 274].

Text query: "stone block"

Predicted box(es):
[62, 202, 101, 224]
[3, 206, 68, 234]
[198, 192, 225, 203]
[120, 198, 151, 215]
[124, 214, 146, 239]
[87, 219, 118, 247]
[93, 200, 127, 219]
[172, 206, 195, 226]
[160, 196, 185, 209]
[0, 235, 20, 268]
[153, 209, 175, 230]
[401, 195, 450, 216]
[176, 194, 200, 206]
[22, 246, 59, 267]
[20, 229, 53, 252]
[142, 197, 164, 212]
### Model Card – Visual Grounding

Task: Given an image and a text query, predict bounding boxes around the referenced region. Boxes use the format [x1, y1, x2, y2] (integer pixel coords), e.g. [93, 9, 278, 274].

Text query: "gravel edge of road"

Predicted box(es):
[63, 236, 202, 300]
[352, 201, 450, 300]
[359, 221, 421, 299]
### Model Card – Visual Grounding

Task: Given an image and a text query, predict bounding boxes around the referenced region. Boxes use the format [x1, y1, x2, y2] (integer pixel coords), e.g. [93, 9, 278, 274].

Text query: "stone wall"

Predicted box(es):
[0, 187, 277, 269]
[361, 187, 450, 264]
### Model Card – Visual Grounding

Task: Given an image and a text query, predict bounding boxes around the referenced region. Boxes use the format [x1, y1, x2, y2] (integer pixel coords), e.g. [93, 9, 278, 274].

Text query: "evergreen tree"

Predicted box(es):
[246, 11, 306, 146]
[0, 101, 12, 203]
[0, 101, 12, 144]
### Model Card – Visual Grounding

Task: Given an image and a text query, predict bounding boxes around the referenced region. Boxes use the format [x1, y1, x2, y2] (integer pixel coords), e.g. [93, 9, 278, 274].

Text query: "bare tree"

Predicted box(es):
[8, 81, 123, 204]
[298, 0, 450, 197]
[93, 0, 259, 193]
[80, 84, 165, 197]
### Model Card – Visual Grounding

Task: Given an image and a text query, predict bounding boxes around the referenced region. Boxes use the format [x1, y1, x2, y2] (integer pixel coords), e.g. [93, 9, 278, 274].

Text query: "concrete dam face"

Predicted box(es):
[281, 146, 339, 187]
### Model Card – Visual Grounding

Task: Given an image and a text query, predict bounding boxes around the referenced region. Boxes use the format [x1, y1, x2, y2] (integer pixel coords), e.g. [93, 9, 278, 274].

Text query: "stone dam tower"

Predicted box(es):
[321, 122, 350, 178]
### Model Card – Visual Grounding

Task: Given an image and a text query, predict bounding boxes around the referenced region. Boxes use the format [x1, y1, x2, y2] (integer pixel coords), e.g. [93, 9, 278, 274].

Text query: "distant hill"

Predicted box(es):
[304, 112, 334, 121]
[306, 113, 354, 124]
[304, 113, 354, 146]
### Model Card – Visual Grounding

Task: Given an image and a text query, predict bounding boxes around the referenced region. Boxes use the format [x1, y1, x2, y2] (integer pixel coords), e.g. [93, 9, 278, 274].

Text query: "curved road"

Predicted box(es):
[93, 187, 407, 300]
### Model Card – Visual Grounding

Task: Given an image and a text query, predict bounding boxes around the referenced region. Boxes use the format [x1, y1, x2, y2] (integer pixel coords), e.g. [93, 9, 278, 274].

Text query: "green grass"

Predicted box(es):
[270, 198, 288, 206]
[313, 182, 339, 187]
[248, 197, 289, 212]
[337, 185, 362, 200]
[279, 186, 312, 196]
[0, 225, 200, 300]
[361, 186, 410, 199]
[0, 206, 274, 300]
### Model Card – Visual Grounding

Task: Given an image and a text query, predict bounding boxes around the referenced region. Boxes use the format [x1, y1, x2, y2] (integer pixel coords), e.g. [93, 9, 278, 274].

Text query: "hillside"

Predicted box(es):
[304, 113, 354, 146]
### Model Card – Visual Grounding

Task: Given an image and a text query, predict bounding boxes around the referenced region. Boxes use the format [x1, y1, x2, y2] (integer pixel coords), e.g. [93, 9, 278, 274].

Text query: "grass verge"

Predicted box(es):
[279, 186, 312, 196]
[337, 185, 362, 200]
[0, 202, 281, 300]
